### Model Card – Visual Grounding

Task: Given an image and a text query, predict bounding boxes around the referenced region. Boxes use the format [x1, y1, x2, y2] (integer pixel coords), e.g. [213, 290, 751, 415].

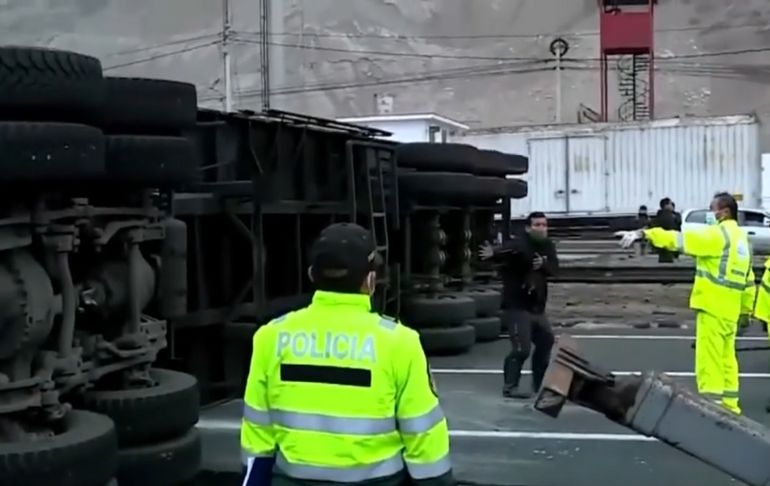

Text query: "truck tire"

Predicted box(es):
[0, 410, 117, 486]
[105, 135, 200, 186]
[398, 172, 507, 206]
[401, 293, 476, 328]
[116, 428, 201, 486]
[101, 78, 198, 131]
[465, 316, 502, 342]
[396, 143, 477, 172]
[0, 47, 104, 121]
[417, 325, 476, 355]
[462, 288, 502, 317]
[74, 369, 199, 447]
[0, 122, 105, 182]
[475, 150, 529, 176]
[506, 178, 528, 199]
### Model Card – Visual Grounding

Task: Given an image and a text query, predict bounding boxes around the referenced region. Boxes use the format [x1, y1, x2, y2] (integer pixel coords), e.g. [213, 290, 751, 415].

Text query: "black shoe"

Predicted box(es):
[503, 386, 533, 399]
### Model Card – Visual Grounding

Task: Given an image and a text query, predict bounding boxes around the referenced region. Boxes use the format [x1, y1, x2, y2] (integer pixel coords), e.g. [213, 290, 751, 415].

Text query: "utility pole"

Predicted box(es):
[259, 0, 271, 110]
[549, 37, 569, 123]
[222, 0, 233, 112]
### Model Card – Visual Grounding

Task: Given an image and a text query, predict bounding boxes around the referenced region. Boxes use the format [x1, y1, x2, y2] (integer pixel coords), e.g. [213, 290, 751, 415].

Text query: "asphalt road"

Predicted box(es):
[197, 326, 770, 486]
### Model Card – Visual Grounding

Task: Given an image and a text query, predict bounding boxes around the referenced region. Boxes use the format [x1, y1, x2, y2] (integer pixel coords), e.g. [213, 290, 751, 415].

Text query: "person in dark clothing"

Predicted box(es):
[671, 201, 682, 231]
[637, 205, 650, 255]
[478, 212, 558, 399]
[651, 197, 678, 263]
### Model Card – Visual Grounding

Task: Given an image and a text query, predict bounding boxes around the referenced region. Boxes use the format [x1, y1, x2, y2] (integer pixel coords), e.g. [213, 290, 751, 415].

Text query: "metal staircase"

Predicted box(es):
[617, 54, 651, 122]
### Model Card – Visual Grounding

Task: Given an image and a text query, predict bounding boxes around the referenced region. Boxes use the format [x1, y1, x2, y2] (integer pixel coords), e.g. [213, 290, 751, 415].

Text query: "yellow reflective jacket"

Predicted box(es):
[241, 290, 452, 483]
[644, 219, 753, 322]
[753, 258, 770, 323]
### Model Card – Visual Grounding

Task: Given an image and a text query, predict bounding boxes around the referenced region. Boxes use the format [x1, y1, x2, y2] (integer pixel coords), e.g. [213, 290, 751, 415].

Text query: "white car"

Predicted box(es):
[681, 207, 770, 254]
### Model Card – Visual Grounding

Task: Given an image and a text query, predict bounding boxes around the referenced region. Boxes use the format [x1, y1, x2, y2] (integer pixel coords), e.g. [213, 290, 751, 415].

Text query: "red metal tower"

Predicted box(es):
[598, 0, 655, 122]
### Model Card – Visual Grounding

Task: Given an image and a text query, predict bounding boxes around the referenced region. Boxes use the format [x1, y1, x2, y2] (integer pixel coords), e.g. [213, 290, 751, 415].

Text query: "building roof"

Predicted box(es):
[338, 113, 469, 131]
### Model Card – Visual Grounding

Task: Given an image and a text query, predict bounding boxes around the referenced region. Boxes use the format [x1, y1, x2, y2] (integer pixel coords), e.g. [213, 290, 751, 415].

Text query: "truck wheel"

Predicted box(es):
[116, 428, 201, 486]
[101, 78, 198, 132]
[417, 325, 476, 355]
[74, 369, 199, 447]
[401, 293, 476, 328]
[0, 47, 104, 121]
[0, 122, 105, 182]
[465, 316, 502, 342]
[506, 178, 528, 199]
[0, 410, 117, 486]
[475, 150, 529, 176]
[398, 172, 507, 206]
[462, 288, 502, 317]
[105, 135, 200, 186]
[396, 143, 478, 172]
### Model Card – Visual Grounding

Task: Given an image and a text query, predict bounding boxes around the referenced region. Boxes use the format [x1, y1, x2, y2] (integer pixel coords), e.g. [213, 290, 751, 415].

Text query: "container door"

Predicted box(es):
[526, 137, 568, 213]
[566, 136, 607, 213]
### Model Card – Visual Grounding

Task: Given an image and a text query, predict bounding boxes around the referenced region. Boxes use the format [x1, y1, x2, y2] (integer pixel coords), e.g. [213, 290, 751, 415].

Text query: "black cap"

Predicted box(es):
[309, 223, 380, 287]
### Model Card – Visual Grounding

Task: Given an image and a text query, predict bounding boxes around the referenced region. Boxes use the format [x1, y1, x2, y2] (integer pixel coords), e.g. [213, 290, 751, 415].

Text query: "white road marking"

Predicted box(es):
[498, 334, 767, 341]
[449, 430, 657, 442]
[195, 420, 657, 442]
[432, 369, 770, 378]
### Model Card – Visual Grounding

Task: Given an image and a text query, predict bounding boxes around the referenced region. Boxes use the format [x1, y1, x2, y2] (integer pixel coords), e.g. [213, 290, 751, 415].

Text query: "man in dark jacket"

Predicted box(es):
[652, 197, 678, 263]
[478, 212, 559, 399]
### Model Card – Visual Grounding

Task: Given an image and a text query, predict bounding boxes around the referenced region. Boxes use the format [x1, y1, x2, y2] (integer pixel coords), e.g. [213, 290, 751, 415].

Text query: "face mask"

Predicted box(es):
[704, 212, 717, 225]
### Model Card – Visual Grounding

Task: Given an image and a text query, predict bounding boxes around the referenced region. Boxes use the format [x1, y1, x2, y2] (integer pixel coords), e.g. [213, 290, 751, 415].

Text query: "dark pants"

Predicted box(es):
[502, 310, 555, 391]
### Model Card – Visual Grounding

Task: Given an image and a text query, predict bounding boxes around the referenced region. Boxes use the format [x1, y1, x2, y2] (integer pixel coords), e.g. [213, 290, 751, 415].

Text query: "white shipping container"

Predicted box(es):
[460, 115, 760, 217]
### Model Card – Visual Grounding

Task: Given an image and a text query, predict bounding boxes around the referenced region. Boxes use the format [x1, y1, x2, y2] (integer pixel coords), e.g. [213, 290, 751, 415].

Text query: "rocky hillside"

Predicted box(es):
[1, 0, 769, 138]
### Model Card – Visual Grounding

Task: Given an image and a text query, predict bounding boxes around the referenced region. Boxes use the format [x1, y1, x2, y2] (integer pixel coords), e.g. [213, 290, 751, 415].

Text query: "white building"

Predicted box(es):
[339, 114, 469, 144]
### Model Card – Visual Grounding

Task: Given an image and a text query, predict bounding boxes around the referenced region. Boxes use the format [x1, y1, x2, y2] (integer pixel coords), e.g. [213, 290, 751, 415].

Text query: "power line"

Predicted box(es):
[103, 41, 222, 71]
[233, 36, 544, 62]
[104, 32, 221, 57]
[236, 21, 770, 41]
[232, 36, 770, 63]
[197, 59, 549, 102]
[198, 57, 770, 103]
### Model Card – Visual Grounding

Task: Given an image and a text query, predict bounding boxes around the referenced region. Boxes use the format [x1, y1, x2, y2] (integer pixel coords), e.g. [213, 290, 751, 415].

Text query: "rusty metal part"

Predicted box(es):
[536, 337, 770, 486]
[534, 336, 617, 418]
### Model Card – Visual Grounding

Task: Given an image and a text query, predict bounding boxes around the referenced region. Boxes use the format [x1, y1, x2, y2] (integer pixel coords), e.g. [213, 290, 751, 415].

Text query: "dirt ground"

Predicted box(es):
[547, 283, 694, 329]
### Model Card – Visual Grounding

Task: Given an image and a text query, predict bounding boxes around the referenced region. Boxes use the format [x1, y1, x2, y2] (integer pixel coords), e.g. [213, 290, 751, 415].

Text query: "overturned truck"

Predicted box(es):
[0, 47, 200, 485]
[0, 45, 529, 484]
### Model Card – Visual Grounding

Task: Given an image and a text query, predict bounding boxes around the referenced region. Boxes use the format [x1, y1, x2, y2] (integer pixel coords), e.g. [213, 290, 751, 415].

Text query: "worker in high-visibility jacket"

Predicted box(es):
[617, 192, 753, 415]
[241, 222, 455, 486]
[753, 258, 770, 325]
[752, 258, 770, 412]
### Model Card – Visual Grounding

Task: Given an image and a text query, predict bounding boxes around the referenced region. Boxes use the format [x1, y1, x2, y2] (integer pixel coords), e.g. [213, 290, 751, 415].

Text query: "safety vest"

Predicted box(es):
[241, 291, 452, 483]
[753, 258, 770, 323]
[645, 220, 752, 321]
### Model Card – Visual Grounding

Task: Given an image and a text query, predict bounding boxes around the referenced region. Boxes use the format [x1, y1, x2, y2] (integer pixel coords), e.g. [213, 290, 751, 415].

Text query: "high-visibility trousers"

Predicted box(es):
[694, 311, 741, 415]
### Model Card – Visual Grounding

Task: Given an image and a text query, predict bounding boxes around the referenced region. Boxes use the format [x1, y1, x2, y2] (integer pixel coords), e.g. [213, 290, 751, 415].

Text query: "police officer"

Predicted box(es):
[241, 223, 455, 486]
[618, 192, 754, 414]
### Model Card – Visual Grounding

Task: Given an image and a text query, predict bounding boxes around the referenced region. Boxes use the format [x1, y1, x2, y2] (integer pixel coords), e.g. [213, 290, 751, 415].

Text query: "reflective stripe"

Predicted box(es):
[398, 404, 445, 434]
[717, 226, 730, 282]
[694, 270, 746, 291]
[703, 392, 722, 400]
[379, 317, 397, 330]
[675, 232, 684, 251]
[275, 450, 404, 482]
[243, 403, 271, 425]
[723, 390, 740, 398]
[406, 453, 453, 479]
[270, 409, 396, 435]
[241, 449, 276, 465]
